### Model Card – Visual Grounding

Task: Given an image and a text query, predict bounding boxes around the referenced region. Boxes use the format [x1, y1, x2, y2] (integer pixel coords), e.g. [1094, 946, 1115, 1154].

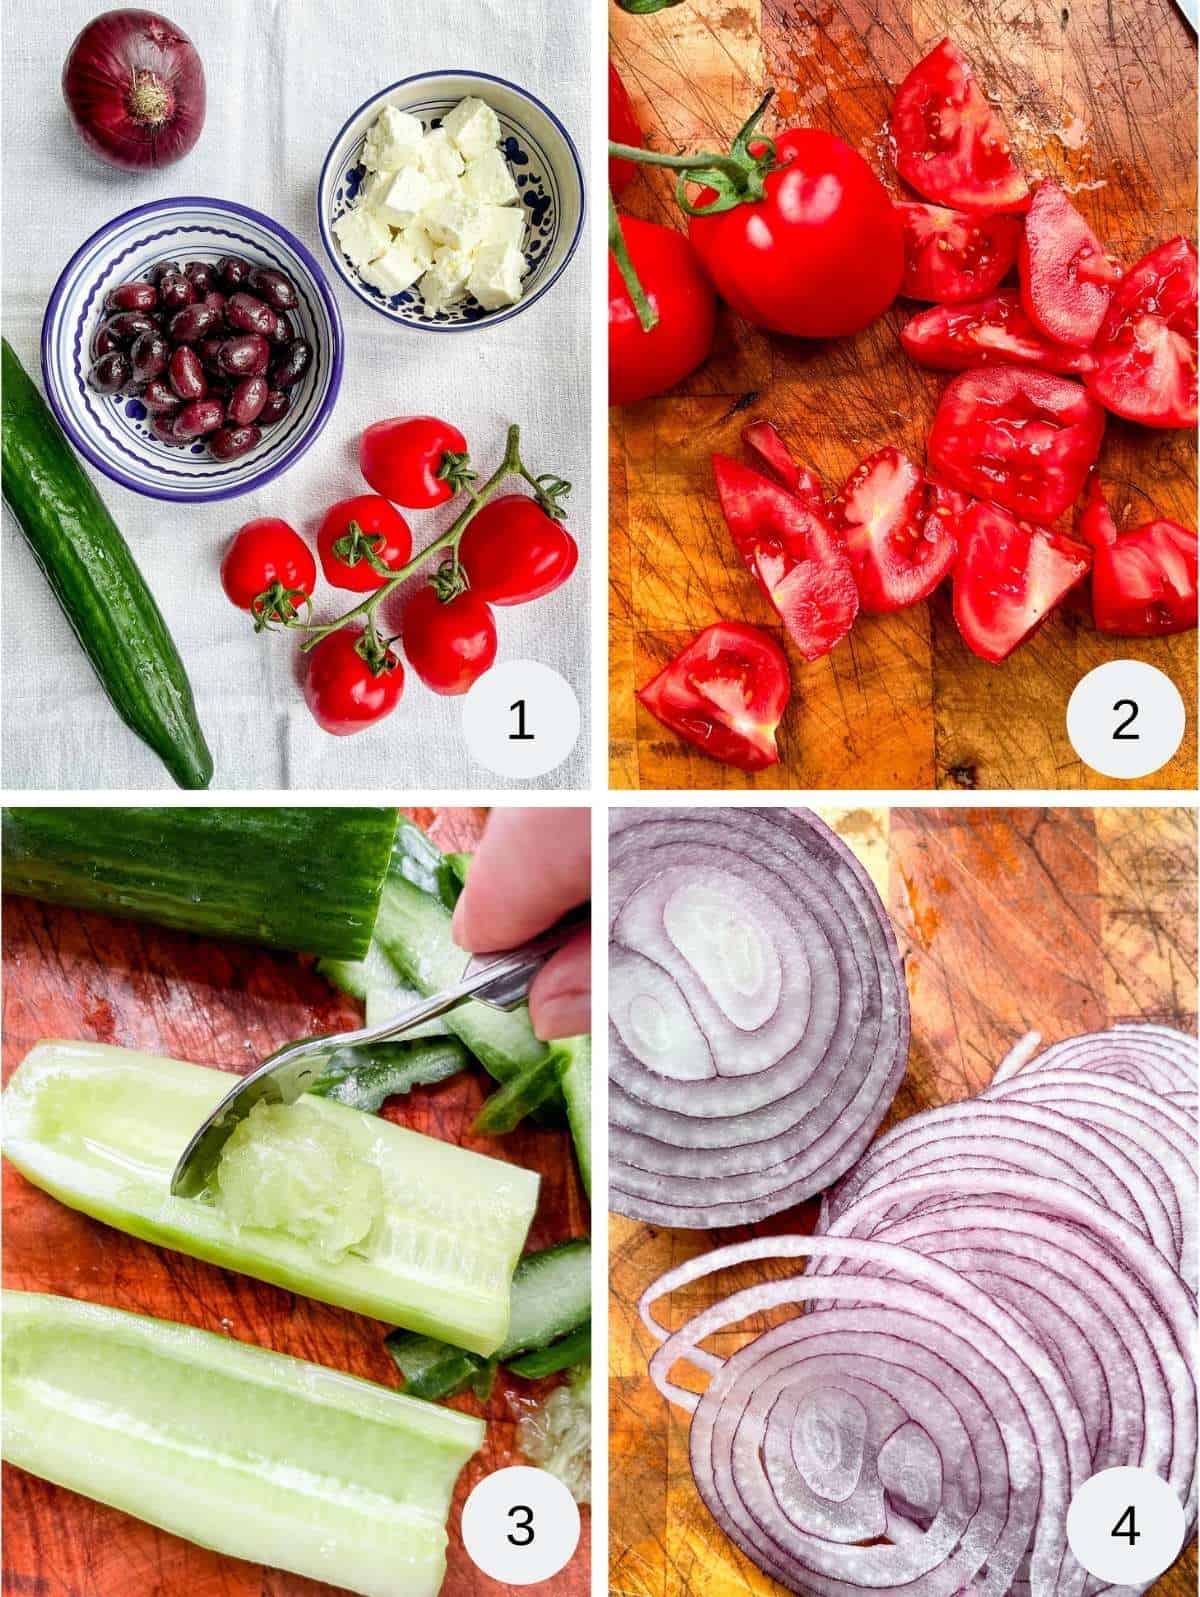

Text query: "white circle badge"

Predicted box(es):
[460, 1465, 581, 1584]
[462, 661, 581, 780]
[1066, 1467, 1185, 1585]
[1066, 661, 1185, 780]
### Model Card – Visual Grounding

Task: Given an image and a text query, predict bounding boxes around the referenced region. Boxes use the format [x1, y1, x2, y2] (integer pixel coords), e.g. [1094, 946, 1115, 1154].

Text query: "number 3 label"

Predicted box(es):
[1066, 662, 1185, 779]
[461, 1466, 581, 1584]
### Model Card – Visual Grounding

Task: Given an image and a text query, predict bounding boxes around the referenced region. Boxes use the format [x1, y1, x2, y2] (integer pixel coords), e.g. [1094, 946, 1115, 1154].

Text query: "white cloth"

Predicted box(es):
[2, 0, 590, 790]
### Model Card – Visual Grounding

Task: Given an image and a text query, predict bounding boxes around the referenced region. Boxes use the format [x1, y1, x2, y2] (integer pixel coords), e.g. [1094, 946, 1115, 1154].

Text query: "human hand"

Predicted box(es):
[451, 808, 591, 1041]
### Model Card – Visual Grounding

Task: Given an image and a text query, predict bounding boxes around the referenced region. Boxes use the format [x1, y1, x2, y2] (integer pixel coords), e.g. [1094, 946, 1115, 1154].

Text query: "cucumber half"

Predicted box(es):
[2, 1289, 483, 1597]
[3, 1041, 539, 1354]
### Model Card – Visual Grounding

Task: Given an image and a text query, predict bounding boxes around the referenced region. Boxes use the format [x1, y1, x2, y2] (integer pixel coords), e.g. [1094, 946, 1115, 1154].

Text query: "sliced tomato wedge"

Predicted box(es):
[636, 621, 791, 771]
[900, 292, 1095, 374]
[1085, 236, 1198, 428]
[927, 366, 1105, 525]
[953, 500, 1092, 662]
[828, 446, 959, 612]
[713, 453, 858, 660]
[897, 202, 1022, 303]
[891, 39, 1029, 215]
[1019, 180, 1121, 348]
[740, 420, 824, 504]
[1077, 477, 1198, 636]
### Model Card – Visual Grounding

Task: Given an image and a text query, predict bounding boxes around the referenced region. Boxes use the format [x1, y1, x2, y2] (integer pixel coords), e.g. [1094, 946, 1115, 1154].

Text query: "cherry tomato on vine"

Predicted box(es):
[221, 517, 316, 623]
[359, 415, 474, 508]
[457, 494, 578, 605]
[402, 585, 498, 696]
[317, 494, 412, 592]
[303, 627, 405, 735]
[609, 215, 716, 406]
[609, 62, 643, 196]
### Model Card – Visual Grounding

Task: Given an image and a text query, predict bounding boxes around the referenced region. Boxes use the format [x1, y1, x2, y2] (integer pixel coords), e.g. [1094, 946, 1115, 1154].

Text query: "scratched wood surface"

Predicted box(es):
[1, 807, 590, 1597]
[609, 0, 1198, 791]
[609, 805, 1198, 1597]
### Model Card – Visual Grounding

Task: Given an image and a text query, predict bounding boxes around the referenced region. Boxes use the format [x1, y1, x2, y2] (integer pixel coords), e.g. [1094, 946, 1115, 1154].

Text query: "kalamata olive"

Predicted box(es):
[174, 398, 225, 439]
[208, 423, 262, 461]
[202, 289, 227, 318]
[218, 333, 270, 377]
[270, 338, 313, 390]
[196, 335, 226, 373]
[218, 256, 252, 289]
[105, 311, 157, 345]
[228, 374, 269, 426]
[184, 261, 217, 293]
[247, 267, 299, 310]
[129, 331, 170, 383]
[105, 281, 159, 313]
[88, 351, 132, 394]
[168, 345, 208, 401]
[168, 303, 221, 343]
[259, 389, 291, 425]
[151, 412, 183, 444]
[226, 293, 279, 337]
[157, 272, 197, 312]
[91, 321, 124, 358]
[141, 379, 180, 414]
[148, 260, 182, 284]
[205, 373, 232, 401]
[266, 313, 292, 345]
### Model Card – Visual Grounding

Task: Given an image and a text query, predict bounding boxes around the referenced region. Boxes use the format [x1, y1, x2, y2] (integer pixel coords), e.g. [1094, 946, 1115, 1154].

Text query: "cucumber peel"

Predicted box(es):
[2, 1289, 482, 1597]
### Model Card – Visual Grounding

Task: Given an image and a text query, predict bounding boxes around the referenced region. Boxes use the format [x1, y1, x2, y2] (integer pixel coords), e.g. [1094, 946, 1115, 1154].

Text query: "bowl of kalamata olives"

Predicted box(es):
[41, 197, 343, 502]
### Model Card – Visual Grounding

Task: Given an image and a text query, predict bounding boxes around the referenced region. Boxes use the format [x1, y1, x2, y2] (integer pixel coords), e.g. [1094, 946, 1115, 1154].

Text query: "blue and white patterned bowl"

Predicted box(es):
[41, 197, 343, 504]
[318, 71, 584, 331]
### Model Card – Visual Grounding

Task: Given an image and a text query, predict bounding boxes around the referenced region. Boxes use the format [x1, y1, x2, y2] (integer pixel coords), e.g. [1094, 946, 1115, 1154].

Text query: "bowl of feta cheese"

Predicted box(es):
[318, 71, 584, 330]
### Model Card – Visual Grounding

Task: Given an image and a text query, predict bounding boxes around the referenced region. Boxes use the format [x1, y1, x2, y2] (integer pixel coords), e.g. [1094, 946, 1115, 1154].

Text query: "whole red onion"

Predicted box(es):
[62, 9, 205, 171]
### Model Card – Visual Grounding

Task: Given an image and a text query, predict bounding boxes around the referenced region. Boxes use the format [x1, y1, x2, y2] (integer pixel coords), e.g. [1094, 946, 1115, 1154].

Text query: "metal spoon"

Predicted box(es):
[170, 908, 587, 1199]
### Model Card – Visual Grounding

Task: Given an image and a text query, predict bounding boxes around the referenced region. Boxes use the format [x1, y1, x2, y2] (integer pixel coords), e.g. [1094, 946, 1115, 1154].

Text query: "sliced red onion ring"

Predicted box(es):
[609, 808, 909, 1227]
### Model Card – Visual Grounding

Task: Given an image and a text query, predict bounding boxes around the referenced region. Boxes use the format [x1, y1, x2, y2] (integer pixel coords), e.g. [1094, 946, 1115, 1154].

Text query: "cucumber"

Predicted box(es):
[2, 806, 396, 960]
[1, 339, 212, 789]
[561, 1035, 592, 1196]
[472, 1047, 568, 1134]
[2, 1290, 482, 1597]
[385, 1239, 591, 1399]
[3, 1041, 539, 1354]
[507, 1321, 591, 1379]
[311, 1037, 470, 1111]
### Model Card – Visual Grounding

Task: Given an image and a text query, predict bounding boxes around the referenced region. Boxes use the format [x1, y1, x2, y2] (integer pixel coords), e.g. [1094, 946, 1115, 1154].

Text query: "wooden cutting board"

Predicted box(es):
[609, 805, 1198, 1597]
[609, 0, 1198, 791]
[1, 807, 590, 1597]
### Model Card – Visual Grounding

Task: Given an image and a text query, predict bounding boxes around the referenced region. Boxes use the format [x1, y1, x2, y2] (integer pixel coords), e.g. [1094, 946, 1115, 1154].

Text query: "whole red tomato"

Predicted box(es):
[221, 517, 316, 623]
[688, 127, 904, 338]
[402, 585, 498, 695]
[317, 494, 412, 592]
[359, 415, 472, 508]
[609, 62, 642, 196]
[609, 215, 716, 405]
[304, 628, 405, 735]
[458, 495, 578, 605]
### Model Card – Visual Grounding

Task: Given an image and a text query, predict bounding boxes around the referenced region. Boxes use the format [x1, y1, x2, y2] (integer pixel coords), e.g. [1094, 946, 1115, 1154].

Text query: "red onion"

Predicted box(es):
[637, 1024, 1198, 1595]
[609, 808, 909, 1227]
[62, 10, 205, 171]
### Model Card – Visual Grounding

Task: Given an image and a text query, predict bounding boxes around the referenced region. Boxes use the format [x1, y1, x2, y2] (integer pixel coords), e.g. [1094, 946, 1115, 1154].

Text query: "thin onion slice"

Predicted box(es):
[609, 808, 909, 1227]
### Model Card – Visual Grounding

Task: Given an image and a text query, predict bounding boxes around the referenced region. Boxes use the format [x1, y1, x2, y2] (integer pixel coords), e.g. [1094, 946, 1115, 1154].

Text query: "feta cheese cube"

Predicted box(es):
[361, 242, 424, 297]
[419, 247, 473, 312]
[400, 221, 436, 272]
[467, 241, 525, 310]
[461, 147, 519, 207]
[333, 206, 392, 269]
[419, 127, 466, 186]
[442, 96, 502, 161]
[421, 194, 483, 252]
[373, 165, 435, 229]
[477, 204, 525, 249]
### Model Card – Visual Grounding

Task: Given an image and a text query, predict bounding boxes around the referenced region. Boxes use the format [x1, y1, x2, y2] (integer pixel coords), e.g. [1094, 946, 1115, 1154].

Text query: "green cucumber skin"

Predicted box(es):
[506, 1321, 591, 1379]
[1, 339, 212, 790]
[3, 1041, 539, 1355]
[561, 1036, 593, 1197]
[2, 806, 397, 960]
[3, 1290, 482, 1597]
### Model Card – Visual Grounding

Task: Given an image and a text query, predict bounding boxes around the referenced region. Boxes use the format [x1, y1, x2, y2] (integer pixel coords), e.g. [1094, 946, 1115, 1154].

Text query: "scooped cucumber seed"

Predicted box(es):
[214, 1101, 383, 1262]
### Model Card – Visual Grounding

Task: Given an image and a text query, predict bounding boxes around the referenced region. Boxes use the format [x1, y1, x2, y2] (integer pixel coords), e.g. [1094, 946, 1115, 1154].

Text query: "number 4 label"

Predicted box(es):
[462, 1466, 581, 1584]
[1067, 1467, 1184, 1584]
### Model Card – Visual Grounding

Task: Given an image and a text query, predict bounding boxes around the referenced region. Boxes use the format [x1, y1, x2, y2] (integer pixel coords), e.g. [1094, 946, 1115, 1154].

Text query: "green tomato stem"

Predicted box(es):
[608, 191, 659, 334]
